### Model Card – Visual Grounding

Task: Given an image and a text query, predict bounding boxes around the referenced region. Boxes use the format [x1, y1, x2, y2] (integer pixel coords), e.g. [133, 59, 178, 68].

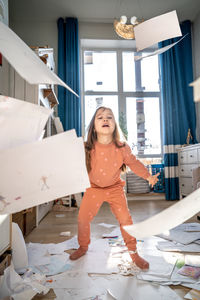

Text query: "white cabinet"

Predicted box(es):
[178, 144, 200, 199]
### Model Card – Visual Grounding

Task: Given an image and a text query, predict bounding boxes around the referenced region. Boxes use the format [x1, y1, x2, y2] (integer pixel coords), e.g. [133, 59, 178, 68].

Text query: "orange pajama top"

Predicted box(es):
[89, 141, 150, 188]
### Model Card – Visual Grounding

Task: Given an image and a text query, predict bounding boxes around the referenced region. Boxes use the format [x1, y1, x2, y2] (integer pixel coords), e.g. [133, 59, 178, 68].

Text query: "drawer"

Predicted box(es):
[180, 177, 193, 195]
[179, 164, 195, 177]
[187, 149, 198, 163]
[179, 152, 187, 164]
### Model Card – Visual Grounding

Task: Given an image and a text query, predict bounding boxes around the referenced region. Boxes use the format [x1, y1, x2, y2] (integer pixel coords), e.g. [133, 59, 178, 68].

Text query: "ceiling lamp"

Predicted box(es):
[114, 15, 140, 40]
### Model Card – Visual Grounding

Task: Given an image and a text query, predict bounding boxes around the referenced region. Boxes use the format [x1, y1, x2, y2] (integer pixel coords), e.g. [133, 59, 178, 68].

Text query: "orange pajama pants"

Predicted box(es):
[78, 185, 137, 251]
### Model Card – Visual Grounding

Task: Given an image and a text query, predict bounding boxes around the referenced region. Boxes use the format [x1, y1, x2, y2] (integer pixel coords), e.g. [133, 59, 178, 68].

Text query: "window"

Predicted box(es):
[84, 51, 117, 92]
[82, 47, 162, 161]
[85, 95, 118, 130]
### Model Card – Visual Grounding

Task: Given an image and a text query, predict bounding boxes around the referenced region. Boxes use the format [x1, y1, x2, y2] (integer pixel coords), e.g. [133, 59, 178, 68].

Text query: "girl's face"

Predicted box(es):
[94, 108, 115, 136]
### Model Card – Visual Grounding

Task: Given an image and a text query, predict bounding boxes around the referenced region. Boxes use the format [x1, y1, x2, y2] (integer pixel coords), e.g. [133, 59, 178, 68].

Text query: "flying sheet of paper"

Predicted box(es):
[134, 10, 182, 51]
[0, 21, 78, 97]
[123, 188, 200, 239]
[0, 130, 90, 214]
[0, 95, 51, 151]
[190, 77, 200, 102]
[134, 34, 187, 61]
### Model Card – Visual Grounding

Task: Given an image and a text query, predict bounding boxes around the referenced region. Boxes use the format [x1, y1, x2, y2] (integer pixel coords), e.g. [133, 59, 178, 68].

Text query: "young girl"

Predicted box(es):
[70, 107, 159, 269]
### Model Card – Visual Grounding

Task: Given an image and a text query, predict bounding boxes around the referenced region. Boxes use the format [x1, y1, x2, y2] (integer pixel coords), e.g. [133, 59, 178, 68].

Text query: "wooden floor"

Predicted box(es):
[26, 198, 199, 300]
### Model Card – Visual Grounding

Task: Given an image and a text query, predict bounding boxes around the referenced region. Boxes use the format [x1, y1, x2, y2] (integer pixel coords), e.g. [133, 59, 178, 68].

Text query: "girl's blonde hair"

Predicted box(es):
[85, 106, 126, 172]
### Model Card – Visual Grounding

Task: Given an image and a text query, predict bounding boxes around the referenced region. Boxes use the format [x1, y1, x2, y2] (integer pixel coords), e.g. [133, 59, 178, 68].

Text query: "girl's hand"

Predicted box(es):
[147, 173, 160, 187]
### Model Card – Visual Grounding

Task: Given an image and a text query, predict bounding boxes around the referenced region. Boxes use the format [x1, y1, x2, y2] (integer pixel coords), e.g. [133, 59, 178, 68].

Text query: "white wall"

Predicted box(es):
[193, 11, 200, 141]
[9, 20, 58, 70]
[9, 20, 115, 74]
[79, 22, 116, 40]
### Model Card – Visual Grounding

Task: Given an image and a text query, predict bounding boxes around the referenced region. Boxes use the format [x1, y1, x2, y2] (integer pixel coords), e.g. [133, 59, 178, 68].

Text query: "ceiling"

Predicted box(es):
[9, 0, 200, 23]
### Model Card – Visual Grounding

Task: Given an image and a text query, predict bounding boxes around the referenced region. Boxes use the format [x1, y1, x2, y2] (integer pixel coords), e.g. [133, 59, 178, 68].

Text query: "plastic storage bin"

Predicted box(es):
[151, 164, 165, 193]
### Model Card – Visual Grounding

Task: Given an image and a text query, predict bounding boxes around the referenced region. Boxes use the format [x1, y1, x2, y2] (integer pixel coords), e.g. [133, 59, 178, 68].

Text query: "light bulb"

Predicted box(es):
[130, 16, 137, 25]
[120, 15, 127, 24]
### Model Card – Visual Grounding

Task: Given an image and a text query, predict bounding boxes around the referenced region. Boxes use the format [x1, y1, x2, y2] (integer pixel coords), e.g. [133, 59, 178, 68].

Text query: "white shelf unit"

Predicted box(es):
[9, 48, 57, 226]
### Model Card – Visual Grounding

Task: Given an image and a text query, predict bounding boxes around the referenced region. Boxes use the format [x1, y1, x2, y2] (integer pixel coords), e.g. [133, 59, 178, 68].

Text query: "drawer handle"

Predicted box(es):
[181, 156, 184, 159]
[182, 184, 185, 187]
[181, 169, 184, 172]
[190, 155, 193, 158]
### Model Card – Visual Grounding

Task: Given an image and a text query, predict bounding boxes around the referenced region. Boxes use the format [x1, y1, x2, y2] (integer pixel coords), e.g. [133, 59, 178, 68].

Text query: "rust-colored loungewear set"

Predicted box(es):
[78, 141, 150, 252]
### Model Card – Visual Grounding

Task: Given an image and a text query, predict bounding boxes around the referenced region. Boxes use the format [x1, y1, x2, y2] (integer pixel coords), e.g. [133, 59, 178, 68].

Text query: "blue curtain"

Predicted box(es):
[57, 17, 81, 136]
[159, 20, 197, 200]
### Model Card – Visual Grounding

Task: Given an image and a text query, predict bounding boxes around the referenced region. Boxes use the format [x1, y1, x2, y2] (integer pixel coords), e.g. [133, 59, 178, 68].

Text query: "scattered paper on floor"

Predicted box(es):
[158, 225, 200, 244]
[0, 264, 49, 300]
[157, 241, 200, 253]
[134, 10, 182, 51]
[30, 253, 71, 276]
[27, 236, 79, 257]
[184, 289, 200, 300]
[107, 275, 182, 300]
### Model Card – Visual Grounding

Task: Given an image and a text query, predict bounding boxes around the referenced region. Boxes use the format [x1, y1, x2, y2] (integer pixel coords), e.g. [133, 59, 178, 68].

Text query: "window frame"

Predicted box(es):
[81, 47, 163, 159]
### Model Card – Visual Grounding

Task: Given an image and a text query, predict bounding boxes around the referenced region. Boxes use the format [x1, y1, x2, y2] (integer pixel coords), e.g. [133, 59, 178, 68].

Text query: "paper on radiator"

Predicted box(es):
[134, 10, 182, 51]
[0, 21, 78, 97]
[0, 130, 90, 214]
[0, 95, 51, 150]
[123, 188, 200, 239]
